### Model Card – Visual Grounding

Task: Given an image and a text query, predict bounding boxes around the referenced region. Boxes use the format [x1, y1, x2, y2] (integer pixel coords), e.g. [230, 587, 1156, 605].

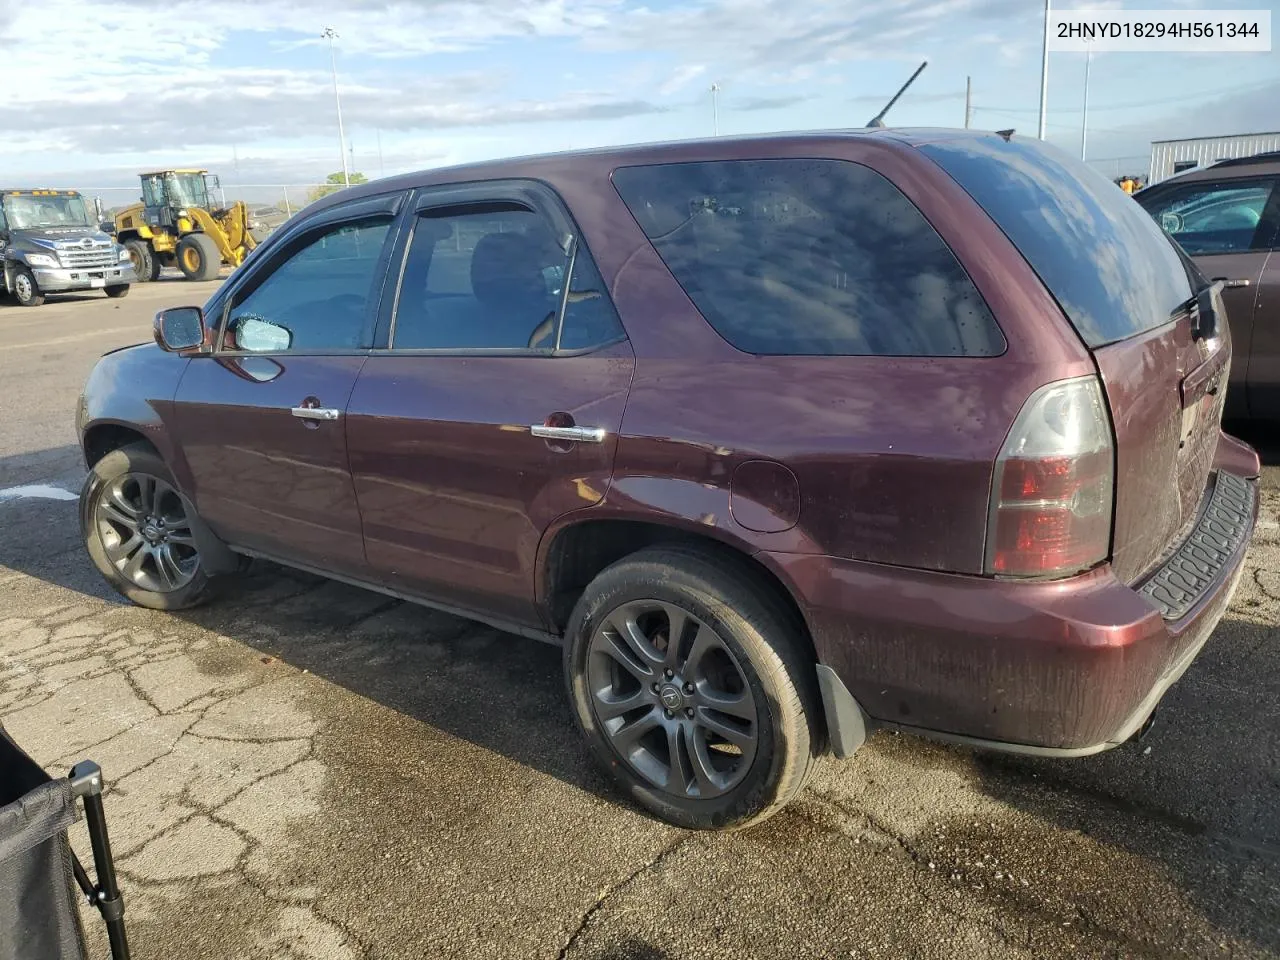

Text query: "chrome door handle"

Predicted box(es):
[291, 406, 340, 421]
[530, 424, 606, 443]
[1221, 279, 1251, 289]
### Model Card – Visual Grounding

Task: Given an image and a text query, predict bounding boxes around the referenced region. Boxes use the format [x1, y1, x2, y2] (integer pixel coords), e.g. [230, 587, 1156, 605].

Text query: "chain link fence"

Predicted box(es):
[80, 184, 336, 234]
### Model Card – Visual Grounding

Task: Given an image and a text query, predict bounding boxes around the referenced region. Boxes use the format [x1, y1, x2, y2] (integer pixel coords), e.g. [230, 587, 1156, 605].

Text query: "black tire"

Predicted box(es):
[11, 265, 44, 307]
[80, 443, 226, 610]
[177, 233, 221, 281]
[124, 239, 154, 283]
[564, 545, 821, 830]
[104, 284, 130, 299]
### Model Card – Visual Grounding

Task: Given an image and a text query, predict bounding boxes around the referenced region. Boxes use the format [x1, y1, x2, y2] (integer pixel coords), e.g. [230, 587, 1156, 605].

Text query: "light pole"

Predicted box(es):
[323, 27, 350, 187]
[1081, 43, 1092, 161]
[711, 83, 721, 137]
[1038, 0, 1051, 140]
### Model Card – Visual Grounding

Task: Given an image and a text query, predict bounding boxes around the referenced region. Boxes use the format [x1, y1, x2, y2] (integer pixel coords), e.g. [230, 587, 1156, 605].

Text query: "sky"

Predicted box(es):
[1, 0, 1277, 204]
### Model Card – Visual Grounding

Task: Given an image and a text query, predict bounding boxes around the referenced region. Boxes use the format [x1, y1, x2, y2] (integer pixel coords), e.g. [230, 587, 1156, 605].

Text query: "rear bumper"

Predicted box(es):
[768, 432, 1260, 756]
[33, 264, 134, 292]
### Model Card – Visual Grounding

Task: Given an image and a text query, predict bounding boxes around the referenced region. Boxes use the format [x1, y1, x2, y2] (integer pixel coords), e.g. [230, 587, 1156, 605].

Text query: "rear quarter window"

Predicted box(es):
[611, 159, 1005, 357]
[919, 137, 1193, 348]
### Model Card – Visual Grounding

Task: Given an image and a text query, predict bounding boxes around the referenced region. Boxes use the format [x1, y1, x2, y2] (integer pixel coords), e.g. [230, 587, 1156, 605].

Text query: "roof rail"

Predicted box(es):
[1209, 151, 1280, 169]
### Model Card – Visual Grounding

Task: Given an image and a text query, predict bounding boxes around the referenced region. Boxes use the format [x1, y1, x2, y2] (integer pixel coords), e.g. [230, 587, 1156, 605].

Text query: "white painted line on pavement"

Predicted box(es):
[0, 484, 78, 503]
[6, 326, 143, 351]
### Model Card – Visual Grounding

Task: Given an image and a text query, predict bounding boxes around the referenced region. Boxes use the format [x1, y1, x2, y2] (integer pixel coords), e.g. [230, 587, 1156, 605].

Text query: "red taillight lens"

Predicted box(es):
[986, 379, 1114, 579]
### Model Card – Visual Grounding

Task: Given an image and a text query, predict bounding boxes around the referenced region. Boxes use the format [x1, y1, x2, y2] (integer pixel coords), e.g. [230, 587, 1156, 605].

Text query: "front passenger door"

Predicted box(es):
[170, 193, 403, 577]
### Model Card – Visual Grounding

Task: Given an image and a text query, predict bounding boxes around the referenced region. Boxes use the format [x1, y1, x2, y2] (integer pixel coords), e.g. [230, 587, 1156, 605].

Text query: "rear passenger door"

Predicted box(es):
[346, 181, 634, 628]
[1138, 177, 1279, 417]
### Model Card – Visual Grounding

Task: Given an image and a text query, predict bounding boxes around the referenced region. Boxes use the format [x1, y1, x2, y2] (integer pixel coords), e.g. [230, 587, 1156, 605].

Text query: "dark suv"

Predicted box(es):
[1135, 152, 1280, 420]
[77, 131, 1260, 830]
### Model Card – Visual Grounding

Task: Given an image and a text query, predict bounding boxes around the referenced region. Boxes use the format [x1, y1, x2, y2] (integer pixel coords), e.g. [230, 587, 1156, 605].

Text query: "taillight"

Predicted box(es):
[985, 376, 1114, 579]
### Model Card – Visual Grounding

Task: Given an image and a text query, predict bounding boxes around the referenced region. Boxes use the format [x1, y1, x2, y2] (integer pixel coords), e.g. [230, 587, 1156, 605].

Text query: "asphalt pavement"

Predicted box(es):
[1, 283, 1278, 960]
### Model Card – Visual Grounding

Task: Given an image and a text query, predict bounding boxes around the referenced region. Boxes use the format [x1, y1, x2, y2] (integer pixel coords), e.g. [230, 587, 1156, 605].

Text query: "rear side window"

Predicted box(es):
[920, 137, 1194, 348]
[612, 159, 1004, 357]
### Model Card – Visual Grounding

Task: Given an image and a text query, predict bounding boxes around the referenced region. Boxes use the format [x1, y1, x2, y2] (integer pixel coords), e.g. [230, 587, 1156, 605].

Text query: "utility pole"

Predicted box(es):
[710, 83, 721, 136]
[964, 76, 972, 128]
[323, 27, 351, 187]
[1080, 43, 1093, 161]
[1038, 0, 1051, 139]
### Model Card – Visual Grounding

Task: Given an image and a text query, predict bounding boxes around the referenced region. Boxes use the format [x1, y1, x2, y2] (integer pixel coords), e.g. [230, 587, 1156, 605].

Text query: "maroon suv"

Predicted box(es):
[77, 130, 1260, 829]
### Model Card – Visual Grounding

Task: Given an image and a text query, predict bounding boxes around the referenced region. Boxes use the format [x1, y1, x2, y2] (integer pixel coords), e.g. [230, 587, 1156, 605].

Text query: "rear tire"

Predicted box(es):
[124, 239, 153, 283]
[564, 545, 821, 830]
[104, 284, 130, 299]
[80, 443, 228, 610]
[177, 234, 221, 281]
[11, 266, 44, 307]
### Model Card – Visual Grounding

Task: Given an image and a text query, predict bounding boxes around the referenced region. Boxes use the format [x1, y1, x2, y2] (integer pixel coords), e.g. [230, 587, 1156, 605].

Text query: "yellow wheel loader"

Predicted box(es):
[112, 170, 257, 282]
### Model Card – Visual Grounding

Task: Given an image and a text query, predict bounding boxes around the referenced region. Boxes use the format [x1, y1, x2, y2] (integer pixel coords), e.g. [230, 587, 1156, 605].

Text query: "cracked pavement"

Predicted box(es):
[2, 286, 1279, 959]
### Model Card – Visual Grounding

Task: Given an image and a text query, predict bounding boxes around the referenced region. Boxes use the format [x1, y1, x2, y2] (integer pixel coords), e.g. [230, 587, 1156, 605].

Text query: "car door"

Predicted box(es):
[346, 181, 634, 628]
[1137, 176, 1278, 418]
[170, 191, 405, 577]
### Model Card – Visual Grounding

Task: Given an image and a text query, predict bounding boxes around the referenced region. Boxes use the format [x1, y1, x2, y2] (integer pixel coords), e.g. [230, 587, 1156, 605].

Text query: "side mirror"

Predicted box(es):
[154, 306, 207, 352]
[100, 221, 116, 235]
[235, 315, 293, 353]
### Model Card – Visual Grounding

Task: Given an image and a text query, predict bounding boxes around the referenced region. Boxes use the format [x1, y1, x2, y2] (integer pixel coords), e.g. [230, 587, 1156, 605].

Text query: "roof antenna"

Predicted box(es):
[866, 60, 928, 129]
[995, 128, 1015, 141]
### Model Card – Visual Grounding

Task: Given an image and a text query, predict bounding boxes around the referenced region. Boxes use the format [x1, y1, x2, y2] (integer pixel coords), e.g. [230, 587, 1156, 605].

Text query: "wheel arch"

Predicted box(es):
[537, 515, 815, 658]
[82, 422, 159, 469]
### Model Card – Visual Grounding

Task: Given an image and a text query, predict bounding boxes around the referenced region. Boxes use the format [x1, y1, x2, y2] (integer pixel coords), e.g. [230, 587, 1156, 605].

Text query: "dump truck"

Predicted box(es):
[113, 170, 257, 282]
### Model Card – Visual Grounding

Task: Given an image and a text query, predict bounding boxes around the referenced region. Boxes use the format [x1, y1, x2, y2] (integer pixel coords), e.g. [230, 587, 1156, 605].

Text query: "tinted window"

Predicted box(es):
[226, 216, 393, 352]
[921, 137, 1194, 348]
[1137, 180, 1277, 255]
[393, 205, 566, 349]
[612, 159, 1003, 357]
[558, 245, 626, 350]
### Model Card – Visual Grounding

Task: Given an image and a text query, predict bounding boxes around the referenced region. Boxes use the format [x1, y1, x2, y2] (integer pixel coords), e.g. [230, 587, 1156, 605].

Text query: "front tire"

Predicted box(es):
[104, 284, 130, 299]
[564, 546, 821, 830]
[11, 266, 44, 307]
[177, 234, 221, 281]
[124, 239, 154, 283]
[80, 443, 222, 610]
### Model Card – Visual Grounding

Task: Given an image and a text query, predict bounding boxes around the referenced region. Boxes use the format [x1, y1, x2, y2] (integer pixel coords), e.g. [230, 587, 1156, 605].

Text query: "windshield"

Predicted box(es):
[4, 193, 92, 230]
[166, 174, 209, 208]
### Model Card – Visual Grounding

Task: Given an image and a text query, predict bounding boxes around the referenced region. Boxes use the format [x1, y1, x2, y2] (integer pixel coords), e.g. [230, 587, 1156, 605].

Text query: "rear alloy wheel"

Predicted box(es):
[587, 600, 760, 799]
[124, 239, 153, 283]
[11, 266, 44, 307]
[81, 443, 221, 609]
[177, 233, 221, 281]
[565, 546, 821, 830]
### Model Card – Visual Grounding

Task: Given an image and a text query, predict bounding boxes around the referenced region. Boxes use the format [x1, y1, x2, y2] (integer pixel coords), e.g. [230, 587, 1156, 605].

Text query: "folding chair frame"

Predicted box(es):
[68, 762, 130, 960]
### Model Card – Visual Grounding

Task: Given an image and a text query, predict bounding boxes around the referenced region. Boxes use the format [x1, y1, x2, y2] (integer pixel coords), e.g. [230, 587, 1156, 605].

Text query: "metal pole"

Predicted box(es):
[711, 83, 720, 136]
[964, 76, 972, 128]
[323, 27, 350, 187]
[1038, 0, 1051, 140]
[1081, 44, 1092, 161]
[283, 185, 292, 217]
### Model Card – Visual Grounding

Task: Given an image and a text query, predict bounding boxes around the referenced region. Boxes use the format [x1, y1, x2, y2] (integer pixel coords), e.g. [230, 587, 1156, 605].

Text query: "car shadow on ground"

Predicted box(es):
[2, 442, 1278, 956]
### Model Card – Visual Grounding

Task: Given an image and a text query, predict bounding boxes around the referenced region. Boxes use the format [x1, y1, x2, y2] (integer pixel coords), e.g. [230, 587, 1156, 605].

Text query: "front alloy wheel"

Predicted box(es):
[588, 601, 759, 799]
[94, 473, 200, 593]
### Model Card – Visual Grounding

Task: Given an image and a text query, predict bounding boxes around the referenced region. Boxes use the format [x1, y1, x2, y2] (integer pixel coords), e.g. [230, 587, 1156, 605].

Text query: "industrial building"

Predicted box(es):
[1149, 131, 1280, 184]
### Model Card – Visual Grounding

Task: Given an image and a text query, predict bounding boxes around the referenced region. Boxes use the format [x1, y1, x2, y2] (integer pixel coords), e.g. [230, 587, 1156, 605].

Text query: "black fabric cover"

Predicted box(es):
[0, 725, 88, 960]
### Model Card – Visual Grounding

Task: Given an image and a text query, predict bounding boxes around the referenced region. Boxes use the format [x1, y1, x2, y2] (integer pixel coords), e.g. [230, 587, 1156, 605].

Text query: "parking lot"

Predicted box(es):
[2, 285, 1278, 959]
